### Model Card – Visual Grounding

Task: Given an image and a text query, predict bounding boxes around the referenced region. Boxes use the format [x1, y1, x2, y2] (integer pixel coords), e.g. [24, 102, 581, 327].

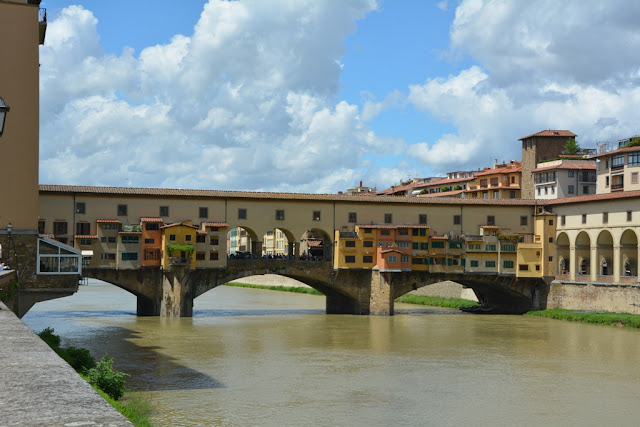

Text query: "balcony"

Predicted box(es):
[169, 256, 191, 266]
[38, 8, 47, 45]
[611, 183, 624, 191]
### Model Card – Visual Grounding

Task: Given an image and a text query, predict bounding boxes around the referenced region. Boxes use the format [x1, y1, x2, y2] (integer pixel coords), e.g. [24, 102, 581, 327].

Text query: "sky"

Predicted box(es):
[38, 0, 640, 193]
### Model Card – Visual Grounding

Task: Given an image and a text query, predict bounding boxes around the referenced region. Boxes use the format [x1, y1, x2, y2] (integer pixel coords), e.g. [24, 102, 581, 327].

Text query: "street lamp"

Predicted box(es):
[6, 223, 13, 269]
[0, 97, 10, 137]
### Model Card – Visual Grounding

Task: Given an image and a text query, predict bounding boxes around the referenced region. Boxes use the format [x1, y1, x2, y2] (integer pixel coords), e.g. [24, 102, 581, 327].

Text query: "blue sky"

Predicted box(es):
[38, 1, 640, 193]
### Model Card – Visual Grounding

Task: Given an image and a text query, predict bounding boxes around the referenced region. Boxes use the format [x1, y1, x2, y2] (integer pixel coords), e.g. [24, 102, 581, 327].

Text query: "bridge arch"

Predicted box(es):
[557, 232, 570, 275]
[620, 229, 638, 277]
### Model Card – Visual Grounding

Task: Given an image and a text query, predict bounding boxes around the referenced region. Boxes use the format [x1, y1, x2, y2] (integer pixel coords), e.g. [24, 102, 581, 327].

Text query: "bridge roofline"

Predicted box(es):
[39, 184, 537, 207]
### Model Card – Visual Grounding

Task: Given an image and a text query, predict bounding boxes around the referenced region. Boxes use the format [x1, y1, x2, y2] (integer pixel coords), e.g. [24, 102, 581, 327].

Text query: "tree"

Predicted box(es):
[564, 138, 581, 155]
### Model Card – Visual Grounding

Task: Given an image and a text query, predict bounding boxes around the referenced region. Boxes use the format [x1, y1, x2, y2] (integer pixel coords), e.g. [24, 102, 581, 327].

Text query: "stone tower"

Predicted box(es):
[519, 130, 577, 198]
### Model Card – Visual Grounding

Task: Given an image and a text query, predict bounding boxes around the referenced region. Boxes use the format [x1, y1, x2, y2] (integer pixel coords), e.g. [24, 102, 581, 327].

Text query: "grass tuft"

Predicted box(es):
[394, 294, 480, 309]
[224, 282, 323, 295]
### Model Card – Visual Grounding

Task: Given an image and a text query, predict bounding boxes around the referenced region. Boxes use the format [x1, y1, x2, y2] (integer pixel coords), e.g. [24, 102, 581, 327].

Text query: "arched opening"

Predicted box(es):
[620, 229, 638, 277]
[262, 228, 291, 259]
[299, 228, 332, 261]
[597, 230, 614, 276]
[575, 231, 590, 276]
[227, 226, 258, 258]
[557, 232, 570, 275]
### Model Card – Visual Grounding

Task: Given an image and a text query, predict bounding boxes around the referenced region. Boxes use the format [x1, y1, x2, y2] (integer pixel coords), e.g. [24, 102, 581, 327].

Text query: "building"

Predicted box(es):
[594, 141, 640, 194]
[464, 161, 522, 199]
[532, 158, 597, 199]
[519, 130, 578, 198]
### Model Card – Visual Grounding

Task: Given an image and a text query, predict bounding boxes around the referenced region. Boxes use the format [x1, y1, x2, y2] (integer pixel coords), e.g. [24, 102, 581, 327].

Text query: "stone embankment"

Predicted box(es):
[0, 301, 132, 426]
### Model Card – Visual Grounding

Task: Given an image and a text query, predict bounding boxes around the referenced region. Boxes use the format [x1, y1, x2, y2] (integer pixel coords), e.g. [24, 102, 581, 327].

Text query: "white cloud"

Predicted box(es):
[404, 0, 640, 173]
[39, 0, 380, 192]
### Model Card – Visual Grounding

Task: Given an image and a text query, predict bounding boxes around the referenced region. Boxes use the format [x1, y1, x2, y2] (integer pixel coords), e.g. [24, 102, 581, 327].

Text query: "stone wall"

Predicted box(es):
[549, 281, 640, 314]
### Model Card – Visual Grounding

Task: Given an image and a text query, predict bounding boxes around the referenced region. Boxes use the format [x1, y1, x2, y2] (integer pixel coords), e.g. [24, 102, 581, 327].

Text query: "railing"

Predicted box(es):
[169, 256, 191, 265]
[339, 232, 358, 238]
[611, 183, 624, 191]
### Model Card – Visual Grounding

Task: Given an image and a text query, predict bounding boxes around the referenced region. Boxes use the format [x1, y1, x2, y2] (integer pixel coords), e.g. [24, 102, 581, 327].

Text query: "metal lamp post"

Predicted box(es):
[6, 223, 13, 269]
[0, 97, 10, 137]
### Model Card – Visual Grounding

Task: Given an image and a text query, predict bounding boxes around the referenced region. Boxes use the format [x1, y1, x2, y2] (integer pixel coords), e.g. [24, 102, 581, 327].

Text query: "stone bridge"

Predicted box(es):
[83, 260, 550, 316]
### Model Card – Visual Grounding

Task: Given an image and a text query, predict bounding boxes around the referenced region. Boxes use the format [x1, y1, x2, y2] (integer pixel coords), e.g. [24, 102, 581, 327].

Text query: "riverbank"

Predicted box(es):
[525, 308, 640, 328]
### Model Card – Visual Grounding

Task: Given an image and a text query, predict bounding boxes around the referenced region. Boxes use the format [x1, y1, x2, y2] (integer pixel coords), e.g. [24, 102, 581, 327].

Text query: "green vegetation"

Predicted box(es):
[0, 278, 19, 309]
[564, 138, 581, 155]
[395, 294, 480, 309]
[525, 308, 640, 328]
[166, 243, 195, 257]
[627, 136, 640, 147]
[38, 328, 154, 426]
[225, 282, 323, 295]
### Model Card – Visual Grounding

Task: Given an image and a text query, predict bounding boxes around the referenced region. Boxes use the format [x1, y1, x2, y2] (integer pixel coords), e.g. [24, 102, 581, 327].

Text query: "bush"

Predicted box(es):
[63, 346, 96, 373]
[87, 354, 129, 401]
[38, 327, 61, 349]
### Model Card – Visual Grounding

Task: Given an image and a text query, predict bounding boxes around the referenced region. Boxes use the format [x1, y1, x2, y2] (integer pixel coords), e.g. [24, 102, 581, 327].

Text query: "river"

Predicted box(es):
[22, 280, 640, 426]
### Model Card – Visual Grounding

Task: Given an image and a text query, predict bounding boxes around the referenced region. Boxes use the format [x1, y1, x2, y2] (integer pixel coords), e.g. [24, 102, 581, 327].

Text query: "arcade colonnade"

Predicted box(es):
[556, 227, 640, 283]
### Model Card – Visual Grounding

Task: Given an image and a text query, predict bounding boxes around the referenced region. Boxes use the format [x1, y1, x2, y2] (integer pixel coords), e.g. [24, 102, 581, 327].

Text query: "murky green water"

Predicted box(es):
[23, 280, 640, 426]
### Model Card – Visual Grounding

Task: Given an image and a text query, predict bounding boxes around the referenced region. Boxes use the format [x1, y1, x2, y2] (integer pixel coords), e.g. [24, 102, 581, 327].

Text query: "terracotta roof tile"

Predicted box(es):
[201, 222, 229, 227]
[593, 145, 640, 158]
[96, 219, 121, 223]
[430, 236, 448, 240]
[420, 190, 465, 197]
[545, 190, 640, 206]
[74, 235, 97, 239]
[140, 217, 163, 223]
[160, 222, 199, 229]
[480, 225, 500, 229]
[533, 162, 596, 172]
[519, 130, 577, 140]
[118, 231, 142, 235]
[39, 184, 537, 206]
[357, 224, 430, 229]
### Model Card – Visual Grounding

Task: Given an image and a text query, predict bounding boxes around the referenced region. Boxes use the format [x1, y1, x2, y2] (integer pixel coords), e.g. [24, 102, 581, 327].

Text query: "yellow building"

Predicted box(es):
[161, 222, 197, 270]
[516, 210, 556, 278]
[197, 222, 228, 268]
[464, 161, 522, 199]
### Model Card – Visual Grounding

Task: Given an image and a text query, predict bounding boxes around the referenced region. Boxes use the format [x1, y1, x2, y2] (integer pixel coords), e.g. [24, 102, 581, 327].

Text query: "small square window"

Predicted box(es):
[185, 235, 192, 241]
[520, 216, 528, 226]
[384, 213, 392, 224]
[76, 202, 86, 214]
[276, 210, 285, 220]
[348, 212, 357, 223]
[238, 209, 247, 220]
[313, 211, 321, 221]
[170, 234, 176, 241]
[419, 214, 427, 225]
[453, 215, 461, 225]
[549, 237, 553, 243]
[160, 206, 169, 217]
[117, 204, 128, 216]
[487, 215, 495, 226]
[548, 219, 553, 226]
[199, 207, 208, 218]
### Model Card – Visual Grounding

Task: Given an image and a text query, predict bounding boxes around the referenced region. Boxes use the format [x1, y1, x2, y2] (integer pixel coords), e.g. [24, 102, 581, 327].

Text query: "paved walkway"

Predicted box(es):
[0, 302, 132, 426]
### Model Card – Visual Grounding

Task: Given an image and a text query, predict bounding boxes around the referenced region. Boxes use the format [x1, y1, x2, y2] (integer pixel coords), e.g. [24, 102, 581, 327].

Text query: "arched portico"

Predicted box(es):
[620, 229, 638, 279]
[596, 230, 614, 280]
[557, 232, 570, 276]
[575, 231, 590, 280]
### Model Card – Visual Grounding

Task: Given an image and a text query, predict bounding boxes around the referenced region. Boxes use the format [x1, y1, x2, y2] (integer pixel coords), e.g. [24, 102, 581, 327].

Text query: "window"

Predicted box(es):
[419, 214, 427, 225]
[364, 228, 372, 234]
[628, 211, 633, 222]
[363, 240, 374, 247]
[449, 242, 463, 249]
[412, 242, 419, 250]
[199, 207, 208, 218]
[536, 265, 541, 271]
[398, 228, 409, 236]
[380, 229, 391, 236]
[345, 256, 356, 263]
[629, 153, 640, 166]
[632, 172, 639, 184]
[504, 260, 514, 269]
[510, 191, 516, 198]
[568, 185, 575, 194]
[121, 252, 138, 261]
[470, 260, 479, 267]
[117, 204, 127, 216]
[196, 235, 205, 243]
[313, 211, 321, 221]
[210, 237, 219, 246]
[53, 221, 68, 235]
[38, 220, 45, 234]
[453, 215, 461, 225]
[401, 256, 410, 263]
[348, 212, 357, 223]
[76, 202, 85, 214]
[519, 264, 529, 271]
[159, 206, 169, 217]
[76, 222, 90, 235]
[431, 241, 445, 249]
[121, 235, 139, 244]
[79, 239, 92, 246]
[485, 260, 496, 268]
[185, 235, 192, 241]
[537, 187, 541, 196]
[501, 244, 516, 252]
[583, 186, 589, 195]
[485, 244, 497, 251]
[493, 191, 499, 199]
[548, 237, 553, 243]
[568, 170, 574, 177]
[238, 208, 247, 219]
[603, 212, 608, 224]
[196, 252, 205, 261]
[363, 256, 373, 263]
[100, 237, 106, 243]
[145, 238, 155, 244]
[487, 216, 495, 226]
[520, 216, 528, 226]
[420, 242, 429, 250]
[210, 252, 219, 260]
[548, 256, 553, 262]
[384, 213, 392, 224]
[561, 215, 566, 226]
[582, 214, 587, 224]
[345, 240, 356, 247]
[169, 234, 176, 241]
[37, 239, 81, 274]
[612, 155, 624, 168]
[388, 255, 398, 263]
[605, 176, 610, 187]
[146, 223, 159, 231]
[398, 242, 410, 248]
[549, 219, 553, 226]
